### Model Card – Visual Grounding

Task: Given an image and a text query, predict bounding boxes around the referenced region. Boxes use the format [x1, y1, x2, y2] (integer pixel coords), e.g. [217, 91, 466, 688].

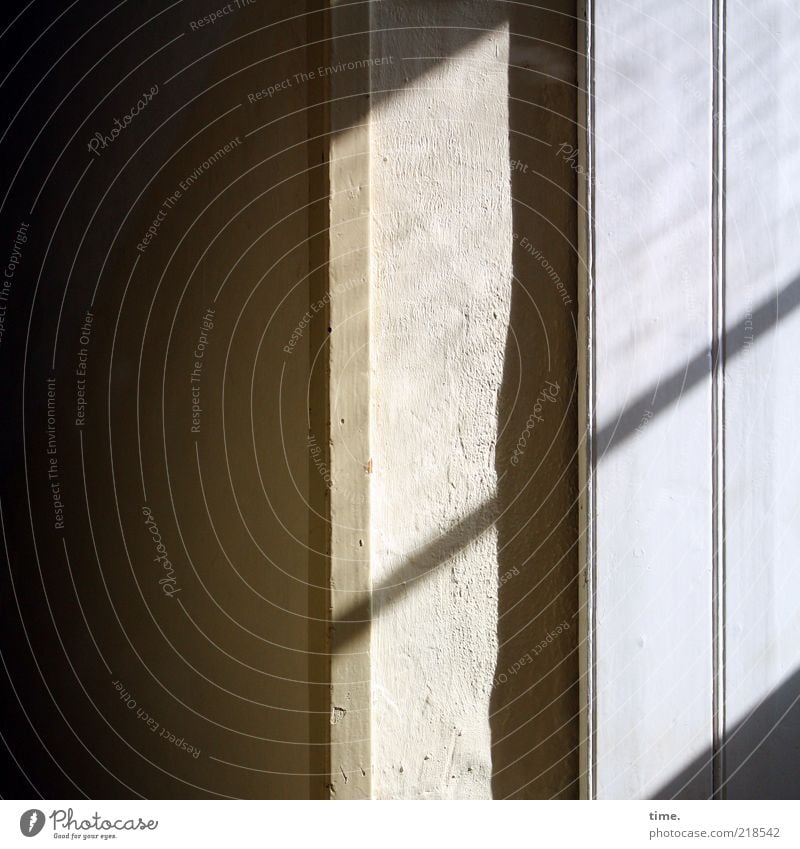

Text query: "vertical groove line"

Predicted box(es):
[711, 0, 727, 801]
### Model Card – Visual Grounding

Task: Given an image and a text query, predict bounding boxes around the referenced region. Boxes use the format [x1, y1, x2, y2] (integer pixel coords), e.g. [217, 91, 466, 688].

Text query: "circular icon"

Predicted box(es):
[19, 810, 45, 837]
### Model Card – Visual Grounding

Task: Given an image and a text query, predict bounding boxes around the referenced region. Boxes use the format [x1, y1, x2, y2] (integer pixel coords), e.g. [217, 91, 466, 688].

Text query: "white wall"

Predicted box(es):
[591, 0, 800, 799]
[723, 0, 800, 800]
[593, 0, 715, 799]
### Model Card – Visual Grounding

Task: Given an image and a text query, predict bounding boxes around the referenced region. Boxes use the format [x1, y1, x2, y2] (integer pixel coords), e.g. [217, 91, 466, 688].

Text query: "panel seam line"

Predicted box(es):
[711, 0, 727, 802]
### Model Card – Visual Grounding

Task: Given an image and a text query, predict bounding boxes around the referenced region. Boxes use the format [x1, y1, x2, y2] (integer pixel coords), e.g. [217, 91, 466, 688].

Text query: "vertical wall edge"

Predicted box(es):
[326, 0, 372, 800]
[577, 0, 596, 802]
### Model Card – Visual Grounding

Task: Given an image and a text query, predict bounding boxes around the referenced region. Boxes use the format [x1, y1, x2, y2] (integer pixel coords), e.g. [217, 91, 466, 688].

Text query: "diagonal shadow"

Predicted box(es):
[332, 500, 497, 647]
[653, 665, 800, 800]
[596, 270, 800, 457]
[320, 0, 509, 131]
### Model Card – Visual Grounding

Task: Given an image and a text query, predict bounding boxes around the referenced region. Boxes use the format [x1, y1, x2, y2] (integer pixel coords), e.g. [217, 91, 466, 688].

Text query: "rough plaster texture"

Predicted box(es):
[370, 6, 512, 799]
